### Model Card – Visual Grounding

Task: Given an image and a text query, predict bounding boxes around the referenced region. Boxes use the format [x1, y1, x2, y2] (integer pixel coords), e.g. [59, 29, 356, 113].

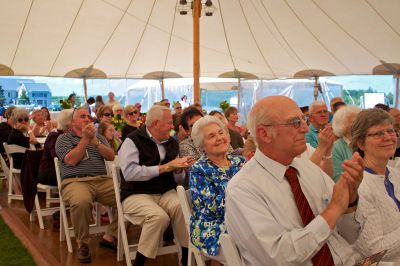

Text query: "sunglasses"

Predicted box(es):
[103, 113, 114, 117]
[127, 111, 138, 116]
[17, 117, 29, 123]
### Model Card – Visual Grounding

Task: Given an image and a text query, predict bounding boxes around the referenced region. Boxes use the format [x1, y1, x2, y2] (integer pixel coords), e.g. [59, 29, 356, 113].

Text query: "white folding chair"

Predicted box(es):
[176, 185, 208, 266]
[3, 143, 26, 204]
[219, 234, 243, 266]
[33, 183, 60, 229]
[111, 164, 181, 266]
[54, 157, 109, 253]
[0, 153, 9, 183]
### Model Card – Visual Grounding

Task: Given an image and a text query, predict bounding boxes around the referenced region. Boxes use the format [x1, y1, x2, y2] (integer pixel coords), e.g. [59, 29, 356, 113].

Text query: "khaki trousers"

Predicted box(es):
[61, 176, 118, 244]
[122, 189, 188, 258]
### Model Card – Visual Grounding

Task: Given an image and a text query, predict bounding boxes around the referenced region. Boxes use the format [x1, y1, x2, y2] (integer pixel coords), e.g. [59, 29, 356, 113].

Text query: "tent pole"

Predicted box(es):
[83, 77, 88, 103]
[193, 0, 201, 104]
[237, 78, 241, 112]
[313, 77, 319, 101]
[395, 74, 400, 109]
[161, 79, 165, 99]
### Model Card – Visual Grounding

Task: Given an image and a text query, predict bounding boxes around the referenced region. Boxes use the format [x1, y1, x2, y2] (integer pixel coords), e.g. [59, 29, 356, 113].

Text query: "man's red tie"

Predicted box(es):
[285, 166, 335, 266]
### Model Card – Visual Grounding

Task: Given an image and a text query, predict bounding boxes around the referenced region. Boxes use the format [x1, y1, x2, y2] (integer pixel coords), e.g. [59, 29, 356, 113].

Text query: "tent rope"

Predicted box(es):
[10, 0, 35, 69]
[124, 0, 157, 76]
[92, 0, 134, 67]
[251, 0, 305, 69]
[365, 0, 400, 39]
[311, 0, 380, 61]
[48, 0, 85, 76]
[283, 0, 352, 74]
[237, 0, 276, 78]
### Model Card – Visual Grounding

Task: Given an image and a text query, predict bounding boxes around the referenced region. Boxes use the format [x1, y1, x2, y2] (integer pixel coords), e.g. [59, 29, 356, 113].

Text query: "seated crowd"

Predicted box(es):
[1, 93, 400, 266]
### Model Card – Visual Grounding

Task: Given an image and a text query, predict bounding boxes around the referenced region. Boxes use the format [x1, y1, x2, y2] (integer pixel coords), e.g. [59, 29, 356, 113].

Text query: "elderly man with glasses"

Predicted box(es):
[55, 107, 118, 263]
[225, 96, 364, 266]
[306, 100, 330, 148]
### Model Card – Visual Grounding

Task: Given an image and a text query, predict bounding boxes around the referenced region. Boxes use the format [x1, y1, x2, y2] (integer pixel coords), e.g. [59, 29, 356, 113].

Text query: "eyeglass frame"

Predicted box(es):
[261, 115, 308, 129]
[365, 128, 397, 139]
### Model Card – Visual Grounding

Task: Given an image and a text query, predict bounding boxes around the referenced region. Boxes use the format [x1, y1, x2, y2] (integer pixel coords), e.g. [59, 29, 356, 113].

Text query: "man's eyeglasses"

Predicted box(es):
[127, 111, 138, 116]
[262, 115, 307, 129]
[366, 128, 397, 139]
[17, 117, 29, 123]
[103, 112, 114, 117]
[311, 110, 329, 116]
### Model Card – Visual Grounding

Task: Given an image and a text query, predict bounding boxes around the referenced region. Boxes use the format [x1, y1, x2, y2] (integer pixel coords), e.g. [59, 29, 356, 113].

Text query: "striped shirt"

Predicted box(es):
[55, 131, 109, 179]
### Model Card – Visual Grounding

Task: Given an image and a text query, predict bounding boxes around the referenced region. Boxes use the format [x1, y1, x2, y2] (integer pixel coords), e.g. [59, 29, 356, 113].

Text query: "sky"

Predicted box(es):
[1, 74, 396, 97]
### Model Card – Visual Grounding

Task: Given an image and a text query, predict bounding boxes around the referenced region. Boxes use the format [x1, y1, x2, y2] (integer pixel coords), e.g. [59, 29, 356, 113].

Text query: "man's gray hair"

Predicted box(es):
[11, 108, 29, 125]
[332, 105, 361, 137]
[247, 103, 273, 146]
[309, 100, 327, 114]
[191, 115, 228, 149]
[145, 105, 170, 127]
[57, 109, 74, 131]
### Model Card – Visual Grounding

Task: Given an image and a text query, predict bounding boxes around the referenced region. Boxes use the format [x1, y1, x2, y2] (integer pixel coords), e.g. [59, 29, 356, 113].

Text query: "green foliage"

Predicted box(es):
[342, 87, 393, 106]
[0, 85, 5, 104]
[0, 217, 35, 265]
[112, 114, 126, 131]
[60, 99, 72, 109]
[19, 89, 30, 105]
[219, 100, 230, 112]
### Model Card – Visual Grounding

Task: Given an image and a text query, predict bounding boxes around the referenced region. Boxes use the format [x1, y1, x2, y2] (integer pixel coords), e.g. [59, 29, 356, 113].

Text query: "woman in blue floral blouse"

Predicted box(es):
[189, 115, 245, 265]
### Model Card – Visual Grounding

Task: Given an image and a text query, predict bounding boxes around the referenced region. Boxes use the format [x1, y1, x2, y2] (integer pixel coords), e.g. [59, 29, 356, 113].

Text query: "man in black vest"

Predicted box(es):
[118, 105, 192, 266]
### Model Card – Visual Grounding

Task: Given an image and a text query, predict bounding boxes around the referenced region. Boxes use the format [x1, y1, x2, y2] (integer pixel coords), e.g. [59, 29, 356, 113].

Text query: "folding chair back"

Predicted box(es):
[220, 234, 243, 266]
[177, 185, 207, 266]
[54, 157, 108, 253]
[3, 143, 26, 203]
[111, 164, 181, 266]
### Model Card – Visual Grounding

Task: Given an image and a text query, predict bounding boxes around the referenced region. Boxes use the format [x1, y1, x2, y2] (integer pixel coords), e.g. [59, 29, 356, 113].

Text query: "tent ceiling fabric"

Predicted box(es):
[1, 0, 400, 79]
[142, 71, 183, 79]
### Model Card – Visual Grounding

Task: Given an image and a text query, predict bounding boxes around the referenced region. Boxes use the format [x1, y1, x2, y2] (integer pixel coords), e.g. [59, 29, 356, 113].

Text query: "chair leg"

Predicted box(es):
[117, 222, 123, 262]
[35, 194, 45, 229]
[45, 188, 51, 208]
[60, 203, 73, 253]
[7, 173, 13, 204]
[120, 219, 132, 266]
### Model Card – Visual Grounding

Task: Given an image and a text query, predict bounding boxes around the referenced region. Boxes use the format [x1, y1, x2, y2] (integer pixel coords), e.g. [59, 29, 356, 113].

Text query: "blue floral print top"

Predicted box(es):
[189, 154, 246, 256]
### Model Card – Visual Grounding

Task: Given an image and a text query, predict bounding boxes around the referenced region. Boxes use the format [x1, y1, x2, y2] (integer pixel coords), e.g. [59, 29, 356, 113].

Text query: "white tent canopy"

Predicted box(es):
[0, 0, 400, 79]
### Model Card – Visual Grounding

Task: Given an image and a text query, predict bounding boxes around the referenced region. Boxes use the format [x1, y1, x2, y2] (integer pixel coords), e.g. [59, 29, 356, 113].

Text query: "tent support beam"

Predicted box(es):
[193, 0, 201, 104]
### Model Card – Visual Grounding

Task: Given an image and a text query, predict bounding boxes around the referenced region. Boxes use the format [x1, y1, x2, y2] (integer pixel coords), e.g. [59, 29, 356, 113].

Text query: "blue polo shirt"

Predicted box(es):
[306, 124, 319, 148]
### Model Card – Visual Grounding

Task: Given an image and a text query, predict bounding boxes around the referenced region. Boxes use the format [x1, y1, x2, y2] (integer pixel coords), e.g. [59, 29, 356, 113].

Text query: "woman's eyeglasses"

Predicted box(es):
[17, 117, 29, 123]
[366, 128, 397, 139]
[103, 113, 114, 117]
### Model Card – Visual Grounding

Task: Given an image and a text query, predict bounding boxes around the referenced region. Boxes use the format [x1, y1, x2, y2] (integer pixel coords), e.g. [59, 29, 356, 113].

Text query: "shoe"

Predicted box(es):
[99, 237, 117, 251]
[77, 243, 91, 263]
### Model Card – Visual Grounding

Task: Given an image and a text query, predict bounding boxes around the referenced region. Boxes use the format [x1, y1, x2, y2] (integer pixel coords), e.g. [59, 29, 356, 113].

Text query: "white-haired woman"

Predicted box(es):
[189, 115, 245, 265]
[331, 105, 362, 182]
[38, 109, 73, 186]
[351, 108, 400, 263]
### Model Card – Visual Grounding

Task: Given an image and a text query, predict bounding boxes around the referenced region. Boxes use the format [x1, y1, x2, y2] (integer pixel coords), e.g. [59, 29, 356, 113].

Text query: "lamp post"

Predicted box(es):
[177, 0, 216, 104]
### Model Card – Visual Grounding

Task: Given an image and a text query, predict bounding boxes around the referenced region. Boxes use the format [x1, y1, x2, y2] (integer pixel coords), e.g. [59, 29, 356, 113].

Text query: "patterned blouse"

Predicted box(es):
[189, 154, 246, 256]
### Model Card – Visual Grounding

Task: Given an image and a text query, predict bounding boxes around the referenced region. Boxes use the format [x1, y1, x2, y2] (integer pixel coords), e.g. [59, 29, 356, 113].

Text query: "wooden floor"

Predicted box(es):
[0, 180, 180, 266]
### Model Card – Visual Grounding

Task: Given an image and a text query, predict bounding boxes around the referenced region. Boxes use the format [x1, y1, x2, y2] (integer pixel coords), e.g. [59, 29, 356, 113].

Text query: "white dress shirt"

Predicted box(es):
[353, 167, 400, 263]
[225, 149, 359, 266]
[118, 128, 184, 183]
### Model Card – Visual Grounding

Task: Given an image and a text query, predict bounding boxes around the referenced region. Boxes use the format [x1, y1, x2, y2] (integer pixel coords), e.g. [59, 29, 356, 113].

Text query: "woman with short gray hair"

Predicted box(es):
[350, 108, 400, 263]
[331, 105, 361, 182]
[189, 115, 245, 265]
